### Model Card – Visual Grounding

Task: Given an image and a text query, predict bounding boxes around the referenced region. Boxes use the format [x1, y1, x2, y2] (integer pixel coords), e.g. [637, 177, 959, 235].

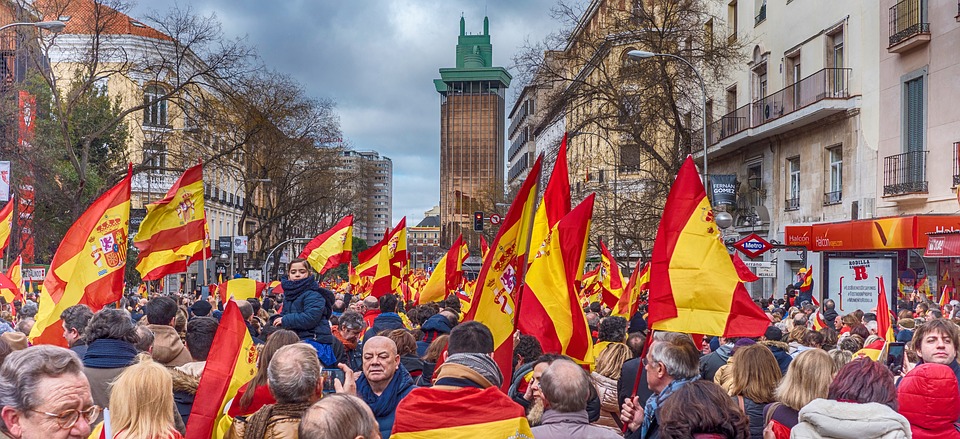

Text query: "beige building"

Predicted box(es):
[340, 149, 393, 243]
[408, 206, 441, 270]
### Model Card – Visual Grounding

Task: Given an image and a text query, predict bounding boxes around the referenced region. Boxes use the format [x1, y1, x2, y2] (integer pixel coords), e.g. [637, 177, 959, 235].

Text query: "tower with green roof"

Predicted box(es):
[435, 15, 512, 250]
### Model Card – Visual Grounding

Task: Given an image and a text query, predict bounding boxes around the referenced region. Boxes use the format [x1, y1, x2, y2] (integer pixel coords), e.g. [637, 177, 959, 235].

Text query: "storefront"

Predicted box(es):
[924, 231, 960, 301]
[784, 215, 960, 313]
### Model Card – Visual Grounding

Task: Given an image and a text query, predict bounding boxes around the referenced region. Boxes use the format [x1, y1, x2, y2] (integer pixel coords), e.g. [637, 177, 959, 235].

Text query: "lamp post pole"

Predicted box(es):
[627, 50, 709, 189]
[261, 237, 311, 283]
[0, 21, 66, 33]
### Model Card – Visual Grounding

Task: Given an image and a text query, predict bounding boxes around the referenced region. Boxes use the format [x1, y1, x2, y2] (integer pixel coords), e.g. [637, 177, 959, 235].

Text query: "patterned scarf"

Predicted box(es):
[641, 375, 699, 438]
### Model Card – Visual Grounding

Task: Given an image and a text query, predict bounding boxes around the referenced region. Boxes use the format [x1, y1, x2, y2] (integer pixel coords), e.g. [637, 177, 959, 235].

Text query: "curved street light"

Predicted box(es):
[0, 21, 67, 34]
[626, 50, 708, 189]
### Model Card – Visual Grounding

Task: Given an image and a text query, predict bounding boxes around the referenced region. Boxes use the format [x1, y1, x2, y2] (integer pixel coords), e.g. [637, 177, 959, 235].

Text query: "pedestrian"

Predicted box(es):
[593, 316, 627, 360]
[386, 329, 424, 381]
[225, 343, 324, 438]
[508, 334, 544, 404]
[1, 346, 100, 438]
[273, 258, 343, 367]
[790, 358, 909, 439]
[362, 296, 381, 329]
[82, 308, 140, 409]
[59, 304, 93, 359]
[299, 394, 380, 439]
[897, 363, 960, 439]
[699, 336, 735, 381]
[109, 355, 183, 439]
[364, 295, 405, 341]
[908, 318, 960, 391]
[591, 342, 632, 432]
[658, 380, 749, 439]
[418, 333, 448, 386]
[171, 317, 219, 426]
[765, 349, 837, 439]
[416, 311, 455, 357]
[334, 311, 366, 372]
[530, 359, 622, 439]
[354, 336, 415, 438]
[227, 329, 300, 418]
[727, 343, 781, 439]
[145, 296, 193, 368]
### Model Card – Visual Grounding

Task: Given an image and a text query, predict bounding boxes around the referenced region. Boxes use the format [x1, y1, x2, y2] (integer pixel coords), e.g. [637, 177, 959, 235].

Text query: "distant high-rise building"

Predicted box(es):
[434, 16, 511, 250]
[341, 150, 392, 243]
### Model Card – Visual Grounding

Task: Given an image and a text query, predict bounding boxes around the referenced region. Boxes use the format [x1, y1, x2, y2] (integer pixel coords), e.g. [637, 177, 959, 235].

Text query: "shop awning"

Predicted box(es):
[925, 231, 960, 257]
[784, 215, 960, 252]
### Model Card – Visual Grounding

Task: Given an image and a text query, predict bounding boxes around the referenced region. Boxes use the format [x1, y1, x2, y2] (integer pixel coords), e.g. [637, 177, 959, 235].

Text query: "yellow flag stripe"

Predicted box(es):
[134, 179, 205, 241]
[391, 417, 533, 439]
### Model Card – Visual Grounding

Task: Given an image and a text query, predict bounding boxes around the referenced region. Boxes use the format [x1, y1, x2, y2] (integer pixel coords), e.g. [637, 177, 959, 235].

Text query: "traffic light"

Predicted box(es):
[473, 211, 484, 231]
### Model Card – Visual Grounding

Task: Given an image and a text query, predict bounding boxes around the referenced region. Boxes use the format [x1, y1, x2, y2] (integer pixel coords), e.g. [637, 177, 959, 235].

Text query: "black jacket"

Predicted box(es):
[281, 285, 334, 344]
[617, 358, 655, 416]
[364, 312, 405, 341]
[699, 344, 733, 381]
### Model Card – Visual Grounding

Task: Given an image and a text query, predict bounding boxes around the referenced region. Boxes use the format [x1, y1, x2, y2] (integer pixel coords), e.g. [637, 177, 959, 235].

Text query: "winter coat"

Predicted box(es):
[281, 284, 334, 344]
[790, 398, 911, 439]
[761, 340, 794, 375]
[364, 312, 405, 341]
[171, 368, 201, 427]
[530, 409, 623, 439]
[591, 372, 622, 432]
[714, 359, 735, 394]
[733, 395, 767, 439]
[400, 355, 425, 380]
[148, 324, 193, 368]
[83, 366, 126, 409]
[699, 344, 734, 381]
[897, 363, 960, 439]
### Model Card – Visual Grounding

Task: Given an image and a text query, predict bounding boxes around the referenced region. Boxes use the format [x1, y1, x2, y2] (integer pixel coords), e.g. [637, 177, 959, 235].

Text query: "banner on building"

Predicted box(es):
[17, 91, 36, 263]
[823, 252, 897, 314]
[233, 236, 248, 254]
[709, 175, 738, 206]
[0, 161, 9, 202]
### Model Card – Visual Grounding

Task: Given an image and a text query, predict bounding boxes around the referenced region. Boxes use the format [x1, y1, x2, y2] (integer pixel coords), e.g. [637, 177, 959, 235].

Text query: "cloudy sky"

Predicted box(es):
[131, 0, 580, 226]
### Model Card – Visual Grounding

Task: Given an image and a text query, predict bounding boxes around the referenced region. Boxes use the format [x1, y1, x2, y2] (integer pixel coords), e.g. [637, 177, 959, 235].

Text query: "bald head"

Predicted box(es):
[540, 359, 590, 413]
[362, 336, 400, 388]
[364, 336, 398, 355]
[363, 296, 379, 310]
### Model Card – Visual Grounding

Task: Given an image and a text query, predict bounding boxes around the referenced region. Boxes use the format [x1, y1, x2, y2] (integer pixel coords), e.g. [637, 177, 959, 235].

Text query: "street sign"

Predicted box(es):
[22, 265, 46, 281]
[489, 213, 502, 225]
[218, 236, 232, 253]
[733, 233, 773, 259]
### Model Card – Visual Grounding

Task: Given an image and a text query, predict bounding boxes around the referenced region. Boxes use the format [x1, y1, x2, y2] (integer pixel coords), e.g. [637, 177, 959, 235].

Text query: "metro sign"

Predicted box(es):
[734, 233, 773, 259]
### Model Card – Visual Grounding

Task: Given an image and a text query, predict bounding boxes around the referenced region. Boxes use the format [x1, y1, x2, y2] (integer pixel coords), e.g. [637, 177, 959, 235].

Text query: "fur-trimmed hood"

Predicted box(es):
[761, 339, 790, 352]
[171, 368, 201, 395]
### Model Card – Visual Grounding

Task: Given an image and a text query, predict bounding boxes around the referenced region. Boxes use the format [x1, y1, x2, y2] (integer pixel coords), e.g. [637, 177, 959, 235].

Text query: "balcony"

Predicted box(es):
[823, 191, 842, 206]
[888, 0, 930, 53]
[883, 150, 928, 196]
[706, 68, 853, 154]
[785, 197, 799, 211]
[755, 3, 766, 26]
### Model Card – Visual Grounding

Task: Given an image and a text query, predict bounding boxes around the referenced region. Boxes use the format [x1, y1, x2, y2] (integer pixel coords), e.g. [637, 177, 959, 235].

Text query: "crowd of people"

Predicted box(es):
[1, 260, 959, 439]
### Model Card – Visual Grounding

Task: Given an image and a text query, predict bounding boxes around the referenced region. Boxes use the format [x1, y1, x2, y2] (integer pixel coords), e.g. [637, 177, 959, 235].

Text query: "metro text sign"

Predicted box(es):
[733, 233, 772, 259]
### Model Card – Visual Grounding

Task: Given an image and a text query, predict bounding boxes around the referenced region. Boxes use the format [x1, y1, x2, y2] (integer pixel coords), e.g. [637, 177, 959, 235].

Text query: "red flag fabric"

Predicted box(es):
[877, 276, 895, 342]
[731, 253, 760, 283]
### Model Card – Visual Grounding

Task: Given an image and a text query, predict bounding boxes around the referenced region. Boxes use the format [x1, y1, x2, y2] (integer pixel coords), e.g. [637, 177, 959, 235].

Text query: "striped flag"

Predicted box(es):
[134, 163, 211, 280]
[647, 156, 768, 337]
[0, 255, 22, 307]
[613, 261, 649, 319]
[370, 218, 407, 298]
[528, 132, 570, 258]
[598, 240, 626, 310]
[418, 234, 468, 305]
[392, 386, 532, 438]
[217, 278, 267, 301]
[30, 169, 131, 346]
[298, 215, 353, 274]
[877, 276, 895, 342]
[0, 198, 13, 254]
[185, 301, 257, 438]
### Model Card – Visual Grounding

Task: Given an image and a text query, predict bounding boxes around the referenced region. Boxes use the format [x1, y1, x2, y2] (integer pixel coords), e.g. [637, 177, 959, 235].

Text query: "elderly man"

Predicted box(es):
[362, 296, 381, 329]
[531, 359, 622, 438]
[354, 336, 414, 439]
[335, 311, 366, 372]
[621, 332, 700, 439]
[227, 343, 323, 438]
[0, 346, 99, 439]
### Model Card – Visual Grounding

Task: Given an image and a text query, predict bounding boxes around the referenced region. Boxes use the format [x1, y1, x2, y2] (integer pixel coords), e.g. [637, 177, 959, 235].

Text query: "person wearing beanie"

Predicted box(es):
[190, 299, 213, 318]
[390, 321, 533, 437]
[761, 326, 793, 374]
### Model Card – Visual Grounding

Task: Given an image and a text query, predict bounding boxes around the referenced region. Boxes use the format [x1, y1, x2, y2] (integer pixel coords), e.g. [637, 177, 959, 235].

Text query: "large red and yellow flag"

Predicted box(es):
[185, 300, 257, 438]
[418, 234, 468, 305]
[0, 255, 22, 306]
[0, 198, 13, 254]
[216, 278, 267, 301]
[391, 386, 532, 438]
[370, 217, 407, 298]
[518, 194, 595, 364]
[529, 132, 570, 254]
[463, 155, 542, 390]
[877, 276, 895, 342]
[133, 164, 210, 280]
[298, 215, 353, 274]
[598, 240, 626, 309]
[613, 260, 650, 319]
[356, 238, 385, 277]
[647, 156, 768, 337]
[30, 170, 132, 346]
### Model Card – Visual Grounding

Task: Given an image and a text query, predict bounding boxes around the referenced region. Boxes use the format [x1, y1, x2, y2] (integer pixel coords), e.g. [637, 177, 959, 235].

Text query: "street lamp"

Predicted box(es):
[0, 21, 67, 33]
[231, 178, 271, 279]
[627, 50, 709, 189]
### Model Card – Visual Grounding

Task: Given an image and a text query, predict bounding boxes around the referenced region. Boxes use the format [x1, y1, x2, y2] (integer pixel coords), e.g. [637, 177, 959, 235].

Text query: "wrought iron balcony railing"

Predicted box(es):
[883, 150, 928, 196]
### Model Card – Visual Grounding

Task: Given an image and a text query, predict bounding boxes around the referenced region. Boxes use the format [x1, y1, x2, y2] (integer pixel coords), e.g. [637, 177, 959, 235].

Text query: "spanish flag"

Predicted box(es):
[647, 156, 768, 337]
[30, 169, 131, 346]
[0, 255, 22, 306]
[298, 215, 353, 274]
[356, 239, 385, 277]
[418, 234, 468, 304]
[391, 386, 533, 439]
[185, 300, 258, 438]
[370, 217, 407, 298]
[613, 261, 649, 319]
[798, 266, 813, 293]
[598, 240, 626, 309]
[528, 132, 570, 255]
[463, 155, 542, 391]
[479, 236, 489, 260]
[518, 194, 595, 364]
[217, 278, 267, 301]
[0, 198, 13, 254]
[134, 163, 211, 280]
[940, 285, 953, 308]
[877, 276, 896, 342]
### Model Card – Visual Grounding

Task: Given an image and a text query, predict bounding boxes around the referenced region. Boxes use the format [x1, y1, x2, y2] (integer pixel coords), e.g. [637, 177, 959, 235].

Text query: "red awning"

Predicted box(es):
[925, 232, 960, 257]
[784, 215, 960, 252]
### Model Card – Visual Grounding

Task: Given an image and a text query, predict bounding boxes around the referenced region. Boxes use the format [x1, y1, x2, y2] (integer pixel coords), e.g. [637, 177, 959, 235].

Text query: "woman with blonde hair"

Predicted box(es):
[299, 394, 380, 439]
[764, 349, 838, 439]
[591, 342, 632, 431]
[110, 354, 182, 439]
[728, 343, 782, 439]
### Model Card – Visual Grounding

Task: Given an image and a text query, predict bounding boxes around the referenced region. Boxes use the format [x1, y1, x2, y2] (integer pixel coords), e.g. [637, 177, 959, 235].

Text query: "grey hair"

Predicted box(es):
[338, 311, 365, 331]
[135, 325, 155, 352]
[649, 332, 700, 380]
[0, 346, 84, 434]
[299, 394, 379, 439]
[267, 343, 321, 404]
[539, 359, 590, 413]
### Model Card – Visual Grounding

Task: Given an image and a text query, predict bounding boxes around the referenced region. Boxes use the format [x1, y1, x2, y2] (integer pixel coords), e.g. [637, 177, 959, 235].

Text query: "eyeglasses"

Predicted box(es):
[30, 405, 101, 429]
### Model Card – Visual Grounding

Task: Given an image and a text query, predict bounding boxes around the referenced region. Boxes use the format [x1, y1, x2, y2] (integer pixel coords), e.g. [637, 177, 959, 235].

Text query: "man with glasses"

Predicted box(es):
[0, 346, 100, 439]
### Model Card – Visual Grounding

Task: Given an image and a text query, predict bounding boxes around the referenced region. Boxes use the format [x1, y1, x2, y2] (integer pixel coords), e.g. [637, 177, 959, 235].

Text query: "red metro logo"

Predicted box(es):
[733, 233, 773, 259]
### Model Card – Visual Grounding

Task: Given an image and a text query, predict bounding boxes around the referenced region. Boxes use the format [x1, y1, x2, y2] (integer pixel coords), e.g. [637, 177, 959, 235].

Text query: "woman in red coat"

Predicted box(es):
[897, 363, 960, 439]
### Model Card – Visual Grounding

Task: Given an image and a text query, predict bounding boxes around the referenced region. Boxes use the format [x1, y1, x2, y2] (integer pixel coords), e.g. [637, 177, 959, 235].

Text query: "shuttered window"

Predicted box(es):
[904, 76, 924, 152]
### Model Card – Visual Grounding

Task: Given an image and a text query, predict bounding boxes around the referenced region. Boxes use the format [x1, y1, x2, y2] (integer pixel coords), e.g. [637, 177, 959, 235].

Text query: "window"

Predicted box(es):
[725, 86, 737, 114]
[144, 142, 166, 170]
[827, 28, 845, 95]
[786, 156, 800, 210]
[746, 162, 763, 206]
[143, 85, 168, 127]
[904, 75, 924, 153]
[825, 146, 842, 205]
[728, 1, 738, 43]
[786, 52, 800, 107]
[754, 0, 766, 26]
[704, 18, 714, 49]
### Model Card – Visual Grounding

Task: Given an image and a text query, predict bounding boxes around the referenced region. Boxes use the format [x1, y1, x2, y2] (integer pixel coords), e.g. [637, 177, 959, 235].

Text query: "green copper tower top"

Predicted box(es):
[434, 16, 511, 93]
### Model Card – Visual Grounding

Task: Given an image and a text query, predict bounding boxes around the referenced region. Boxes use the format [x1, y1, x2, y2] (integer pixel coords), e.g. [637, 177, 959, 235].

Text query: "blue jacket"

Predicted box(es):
[364, 312, 405, 341]
[357, 366, 415, 439]
[416, 314, 454, 356]
[281, 283, 334, 344]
